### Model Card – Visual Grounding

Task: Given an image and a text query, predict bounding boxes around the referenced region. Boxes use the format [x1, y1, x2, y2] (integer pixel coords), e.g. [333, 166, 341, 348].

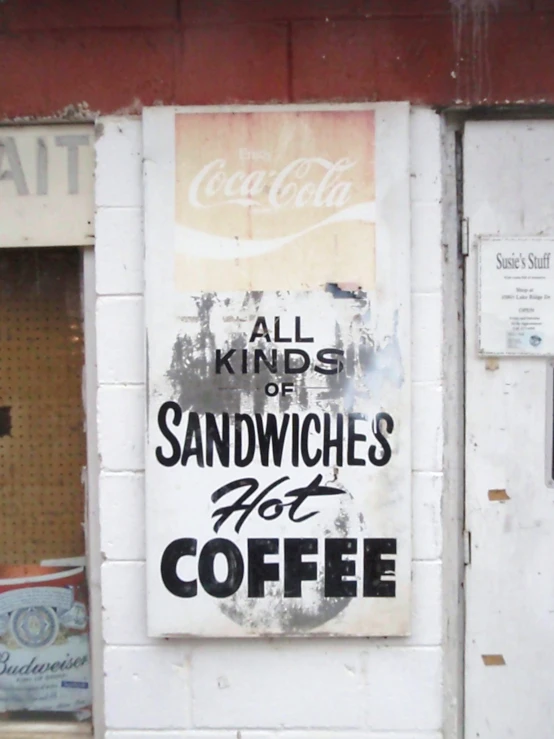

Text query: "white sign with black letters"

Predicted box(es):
[0, 125, 94, 248]
[479, 237, 554, 356]
[144, 104, 411, 637]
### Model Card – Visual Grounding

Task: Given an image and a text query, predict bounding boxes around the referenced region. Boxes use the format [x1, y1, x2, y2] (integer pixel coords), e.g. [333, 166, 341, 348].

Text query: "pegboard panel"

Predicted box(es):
[0, 249, 86, 565]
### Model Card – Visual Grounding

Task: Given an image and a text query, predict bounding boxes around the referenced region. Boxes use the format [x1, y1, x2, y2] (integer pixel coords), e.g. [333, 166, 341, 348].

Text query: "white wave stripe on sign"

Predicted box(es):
[175, 201, 376, 260]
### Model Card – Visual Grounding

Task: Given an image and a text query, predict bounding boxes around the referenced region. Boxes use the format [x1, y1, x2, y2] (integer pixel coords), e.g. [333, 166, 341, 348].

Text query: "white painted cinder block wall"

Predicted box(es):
[94, 107, 444, 738]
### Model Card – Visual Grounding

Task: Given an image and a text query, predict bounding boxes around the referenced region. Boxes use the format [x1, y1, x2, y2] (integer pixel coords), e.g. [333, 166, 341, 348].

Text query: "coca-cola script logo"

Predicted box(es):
[174, 110, 376, 290]
[189, 156, 356, 211]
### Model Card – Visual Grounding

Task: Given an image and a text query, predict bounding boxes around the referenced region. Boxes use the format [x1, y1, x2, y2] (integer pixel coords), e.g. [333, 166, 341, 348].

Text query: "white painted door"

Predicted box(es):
[465, 120, 554, 737]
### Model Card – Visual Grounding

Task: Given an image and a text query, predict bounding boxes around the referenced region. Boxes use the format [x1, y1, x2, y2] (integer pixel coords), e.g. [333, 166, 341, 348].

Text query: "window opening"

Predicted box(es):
[0, 248, 91, 724]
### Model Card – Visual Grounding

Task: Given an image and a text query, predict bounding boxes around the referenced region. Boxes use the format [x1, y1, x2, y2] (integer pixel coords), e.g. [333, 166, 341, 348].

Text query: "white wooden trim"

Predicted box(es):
[0, 246, 101, 736]
[0, 723, 91, 736]
[0, 124, 94, 249]
[441, 119, 465, 739]
[82, 247, 104, 739]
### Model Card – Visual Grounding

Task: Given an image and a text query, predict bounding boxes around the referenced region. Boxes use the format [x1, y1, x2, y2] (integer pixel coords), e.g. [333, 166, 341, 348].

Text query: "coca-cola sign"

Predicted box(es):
[188, 156, 356, 210]
[174, 110, 376, 290]
[144, 104, 411, 638]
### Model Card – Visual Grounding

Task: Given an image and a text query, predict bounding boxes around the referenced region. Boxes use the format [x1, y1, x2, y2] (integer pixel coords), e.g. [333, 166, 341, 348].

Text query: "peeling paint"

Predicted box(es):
[220, 589, 350, 633]
[325, 282, 365, 300]
[1, 102, 96, 125]
[165, 292, 403, 418]
[218, 495, 365, 632]
[166, 291, 310, 414]
[488, 488, 510, 501]
[482, 654, 506, 666]
[485, 357, 499, 371]
[321, 309, 404, 413]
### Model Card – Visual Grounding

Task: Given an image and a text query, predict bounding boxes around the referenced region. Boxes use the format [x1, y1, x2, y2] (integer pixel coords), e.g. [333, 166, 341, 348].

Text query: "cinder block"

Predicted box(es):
[411, 202, 442, 294]
[365, 647, 442, 731]
[98, 385, 145, 471]
[96, 297, 145, 384]
[412, 472, 442, 561]
[102, 561, 148, 646]
[104, 645, 190, 729]
[410, 107, 442, 203]
[411, 383, 443, 473]
[412, 293, 442, 384]
[408, 562, 442, 646]
[93, 63, 448, 739]
[99, 472, 146, 560]
[96, 118, 143, 208]
[371, 562, 441, 648]
[95, 207, 144, 296]
[191, 641, 365, 728]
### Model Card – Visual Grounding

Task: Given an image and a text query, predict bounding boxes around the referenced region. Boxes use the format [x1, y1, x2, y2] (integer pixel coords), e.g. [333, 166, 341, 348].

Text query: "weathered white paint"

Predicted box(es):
[0, 146, 99, 738]
[82, 247, 104, 739]
[0, 125, 94, 247]
[440, 117, 465, 739]
[143, 104, 411, 638]
[95, 108, 445, 732]
[465, 120, 554, 737]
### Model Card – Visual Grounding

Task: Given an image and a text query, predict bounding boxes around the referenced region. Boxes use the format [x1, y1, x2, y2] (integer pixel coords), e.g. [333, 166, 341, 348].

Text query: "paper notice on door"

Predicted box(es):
[478, 237, 554, 356]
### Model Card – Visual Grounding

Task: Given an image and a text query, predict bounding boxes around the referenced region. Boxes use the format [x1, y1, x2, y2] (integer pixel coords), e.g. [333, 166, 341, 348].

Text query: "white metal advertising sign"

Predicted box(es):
[479, 236, 554, 356]
[0, 125, 94, 248]
[144, 104, 411, 637]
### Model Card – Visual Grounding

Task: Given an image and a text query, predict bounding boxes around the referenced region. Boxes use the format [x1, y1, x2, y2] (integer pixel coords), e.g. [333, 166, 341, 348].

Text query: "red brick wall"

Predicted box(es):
[1, 0, 553, 118]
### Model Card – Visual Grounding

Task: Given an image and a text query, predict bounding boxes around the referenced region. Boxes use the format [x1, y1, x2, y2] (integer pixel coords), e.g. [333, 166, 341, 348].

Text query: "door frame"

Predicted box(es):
[442, 106, 554, 739]
[0, 121, 102, 738]
[440, 114, 466, 739]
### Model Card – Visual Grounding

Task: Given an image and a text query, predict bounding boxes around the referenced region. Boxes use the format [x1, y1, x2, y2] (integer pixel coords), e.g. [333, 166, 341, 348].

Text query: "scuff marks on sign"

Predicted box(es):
[358, 311, 404, 398]
[325, 282, 365, 300]
[165, 291, 403, 417]
[318, 309, 404, 413]
[166, 291, 310, 415]
[219, 500, 364, 633]
[166, 292, 222, 412]
[220, 583, 351, 634]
